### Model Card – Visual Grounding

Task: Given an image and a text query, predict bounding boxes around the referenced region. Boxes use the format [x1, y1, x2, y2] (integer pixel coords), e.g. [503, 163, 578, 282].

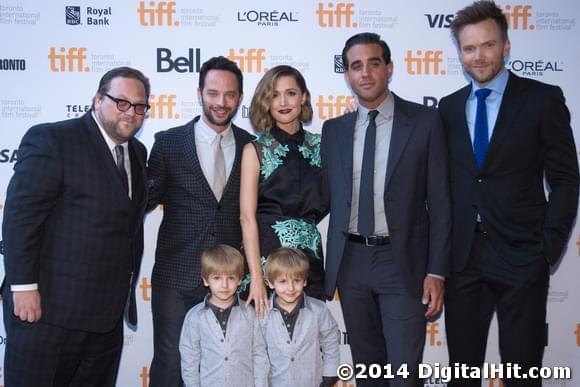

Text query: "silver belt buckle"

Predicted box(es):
[365, 236, 372, 246]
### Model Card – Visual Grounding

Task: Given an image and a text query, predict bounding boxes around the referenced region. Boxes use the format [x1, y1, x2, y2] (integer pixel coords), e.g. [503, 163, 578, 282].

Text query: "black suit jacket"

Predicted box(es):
[322, 94, 452, 299]
[2, 112, 147, 332]
[438, 71, 579, 271]
[147, 116, 254, 289]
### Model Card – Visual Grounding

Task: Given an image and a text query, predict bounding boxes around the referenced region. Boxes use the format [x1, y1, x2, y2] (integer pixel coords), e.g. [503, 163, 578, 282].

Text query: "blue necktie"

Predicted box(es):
[473, 88, 492, 169]
[357, 110, 379, 238]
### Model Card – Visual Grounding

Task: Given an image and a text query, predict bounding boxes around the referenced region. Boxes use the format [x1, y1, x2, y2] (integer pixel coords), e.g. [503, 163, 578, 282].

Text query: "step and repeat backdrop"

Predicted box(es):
[1, 1, 579, 386]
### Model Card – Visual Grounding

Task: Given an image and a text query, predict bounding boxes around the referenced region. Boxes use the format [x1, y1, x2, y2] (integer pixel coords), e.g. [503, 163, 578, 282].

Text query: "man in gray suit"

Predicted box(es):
[322, 33, 451, 386]
[147, 56, 253, 387]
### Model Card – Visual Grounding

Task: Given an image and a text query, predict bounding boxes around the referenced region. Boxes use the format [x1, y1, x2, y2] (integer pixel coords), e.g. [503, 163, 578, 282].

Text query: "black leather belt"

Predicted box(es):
[475, 222, 487, 233]
[348, 233, 390, 246]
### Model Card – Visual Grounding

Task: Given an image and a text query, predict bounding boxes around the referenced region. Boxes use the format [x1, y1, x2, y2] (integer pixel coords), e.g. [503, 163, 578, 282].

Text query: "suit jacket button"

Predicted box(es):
[212, 232, 216, 237]
[477, 178, 483, 183]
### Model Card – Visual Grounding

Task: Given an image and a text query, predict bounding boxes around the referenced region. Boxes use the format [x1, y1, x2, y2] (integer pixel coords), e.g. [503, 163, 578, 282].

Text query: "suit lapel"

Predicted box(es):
[385, 95, 413, 189]
[452, 86, 480, 176]
[83, 112, 131, 203]
[484, 72, 525, 169]
[337, 112, 356, 191]
[182, 117, 216, 202]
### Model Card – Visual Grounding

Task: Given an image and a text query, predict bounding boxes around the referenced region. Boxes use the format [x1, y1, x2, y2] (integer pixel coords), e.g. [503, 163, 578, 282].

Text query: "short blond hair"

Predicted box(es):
[264, 247, 309, 283]
[201, 244, 244, 280]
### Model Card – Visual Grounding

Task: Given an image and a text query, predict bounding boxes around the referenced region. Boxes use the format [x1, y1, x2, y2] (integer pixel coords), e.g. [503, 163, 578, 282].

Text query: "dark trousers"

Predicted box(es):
[149, 284, 208, 387]
[3, 294, 123, 387]
[445, 231, 549, 387]
[337, 240, 426, 387]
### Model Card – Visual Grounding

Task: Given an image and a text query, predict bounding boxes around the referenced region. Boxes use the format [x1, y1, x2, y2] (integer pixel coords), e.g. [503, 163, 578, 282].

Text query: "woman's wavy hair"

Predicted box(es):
[249, 65, 313, 132]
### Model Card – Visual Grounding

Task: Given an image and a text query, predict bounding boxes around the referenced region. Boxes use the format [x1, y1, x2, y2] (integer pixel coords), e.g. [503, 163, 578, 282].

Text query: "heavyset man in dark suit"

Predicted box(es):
[147, 56, 253, 387]
[439, 2, 579, 386]
[2, 67, 150, 386]
[322, 32, 452, 386]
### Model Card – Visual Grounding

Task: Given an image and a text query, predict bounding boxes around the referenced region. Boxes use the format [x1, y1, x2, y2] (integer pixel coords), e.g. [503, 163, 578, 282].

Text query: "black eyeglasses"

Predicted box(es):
[104, 93, 150, 115]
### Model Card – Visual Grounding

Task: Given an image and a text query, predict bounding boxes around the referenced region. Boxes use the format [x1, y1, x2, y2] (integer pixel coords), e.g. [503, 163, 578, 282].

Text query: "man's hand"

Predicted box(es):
[13, 290, 42, 322]
[422, 276, 444, 319]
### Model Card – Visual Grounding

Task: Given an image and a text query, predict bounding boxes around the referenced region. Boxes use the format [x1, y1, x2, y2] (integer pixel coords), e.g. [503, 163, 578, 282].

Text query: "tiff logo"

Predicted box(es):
[48, 47, 89, 72]
[426, 322, 443, 346]
[404, 50, 445, 75]
[148, 94, 178, 119]
[138, 1, 178, 26]
[316, 2, 356, 28]
[228, 48, 266, 73]
[316, 95, 355, 120]
[499, 5, 534, 30]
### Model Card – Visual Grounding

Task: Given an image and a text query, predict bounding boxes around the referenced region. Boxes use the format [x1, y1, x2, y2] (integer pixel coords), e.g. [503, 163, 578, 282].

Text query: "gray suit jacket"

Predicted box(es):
[321, 93, 452, 299]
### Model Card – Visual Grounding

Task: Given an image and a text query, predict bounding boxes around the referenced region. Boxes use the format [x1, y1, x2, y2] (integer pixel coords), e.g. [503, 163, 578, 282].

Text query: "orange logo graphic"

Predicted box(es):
[404, 50, 445, 75]
[48, 47, 89, 72]
[138, 1, 178, 26]
[139, 277, 151, 301]
[148, 94, 178, 119]
[139, 366, 149, 387]
[426, 322, 443, 346]
[499, 5, 534, 30]
[227, 48, 266, 73]
[575, 323, 580, 346]
[317, 2, 356, 28]
[316, 95, 355, 120]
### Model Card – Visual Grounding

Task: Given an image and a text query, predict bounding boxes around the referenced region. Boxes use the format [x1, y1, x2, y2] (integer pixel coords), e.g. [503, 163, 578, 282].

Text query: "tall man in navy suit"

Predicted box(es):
[2, 67, 150, 387]
[322, 32, 451, 386]
[147, 56, 253, 387]
[438, 2, 579, 386]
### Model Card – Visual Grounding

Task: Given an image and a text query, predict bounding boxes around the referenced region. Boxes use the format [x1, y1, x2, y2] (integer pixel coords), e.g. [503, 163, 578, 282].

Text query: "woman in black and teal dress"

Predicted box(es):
[240, 65, 327, 314]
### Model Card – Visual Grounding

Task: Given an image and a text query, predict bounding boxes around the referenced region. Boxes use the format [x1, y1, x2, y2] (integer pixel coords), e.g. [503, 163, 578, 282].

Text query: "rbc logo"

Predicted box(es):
[334, 55, 344, 73]
[65, 6, 81, 25]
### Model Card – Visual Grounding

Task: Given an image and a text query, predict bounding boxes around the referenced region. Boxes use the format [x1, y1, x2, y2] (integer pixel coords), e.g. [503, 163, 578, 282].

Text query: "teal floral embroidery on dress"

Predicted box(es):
[257, 132, 289, 179]
[298, 131, 321, 168]
[238, 255, 267, 294]
[271, 219, 321, 260]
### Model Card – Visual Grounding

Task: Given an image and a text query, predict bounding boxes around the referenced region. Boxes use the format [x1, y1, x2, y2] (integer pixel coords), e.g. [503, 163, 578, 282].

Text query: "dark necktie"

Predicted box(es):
[114, 144, 129, 194]
[473, 88, 492, 169]
[357, 110, 379, 238]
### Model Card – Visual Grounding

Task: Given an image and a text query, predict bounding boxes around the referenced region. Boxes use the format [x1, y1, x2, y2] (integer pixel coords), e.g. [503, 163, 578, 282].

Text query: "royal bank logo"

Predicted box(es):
[0, 58, 26, 71]
[334, 54, 344, 73]
[65, 6, 112, 26]
[65, 6, 81, 25]
[236, 9, 298, 26]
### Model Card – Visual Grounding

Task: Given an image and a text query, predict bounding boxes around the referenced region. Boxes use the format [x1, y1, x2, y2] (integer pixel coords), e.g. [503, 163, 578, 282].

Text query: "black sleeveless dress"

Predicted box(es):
[240, 125, 327, 300]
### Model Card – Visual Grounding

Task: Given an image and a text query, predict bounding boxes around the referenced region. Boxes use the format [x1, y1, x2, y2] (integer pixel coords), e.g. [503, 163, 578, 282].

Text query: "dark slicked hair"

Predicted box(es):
[450, 1, 509, 45]
[342, 32, 391, 70]
[199, 56, 243, 94]
[94, 66, 150, 108]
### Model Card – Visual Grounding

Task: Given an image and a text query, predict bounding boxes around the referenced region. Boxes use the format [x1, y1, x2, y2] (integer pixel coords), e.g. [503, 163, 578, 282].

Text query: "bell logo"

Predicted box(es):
[426, 322, 443, 346]
[48, 47, 89, 72]
[148, 94, 178, 119]
[316, 2, 357, 28]
[139, 366, 150, 387]
[228, 48, 266, 73]
[316, 95, 355, 120]
[139, 277, 152, 301]
[499, 5, 534, 30]
[575, 323, 580, 346]
[404, 50, 445, 75]
[138, 1, 178, 26]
